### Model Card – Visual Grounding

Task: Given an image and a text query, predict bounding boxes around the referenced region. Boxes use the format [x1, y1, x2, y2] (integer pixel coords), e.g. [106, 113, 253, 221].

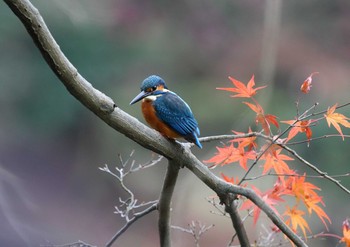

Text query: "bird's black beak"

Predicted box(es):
[130, 91, 151, 105]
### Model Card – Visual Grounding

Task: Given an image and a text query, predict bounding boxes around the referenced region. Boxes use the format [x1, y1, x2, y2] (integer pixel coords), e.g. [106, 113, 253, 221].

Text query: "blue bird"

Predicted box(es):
[130, 75, 202, 148]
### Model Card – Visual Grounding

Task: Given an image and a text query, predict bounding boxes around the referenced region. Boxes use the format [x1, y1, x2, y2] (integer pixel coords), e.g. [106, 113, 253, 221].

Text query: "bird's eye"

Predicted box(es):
[152, 86, 157, 91]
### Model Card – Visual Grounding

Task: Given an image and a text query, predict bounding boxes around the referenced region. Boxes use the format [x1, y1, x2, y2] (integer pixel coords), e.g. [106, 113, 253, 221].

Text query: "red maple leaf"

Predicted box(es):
[217, 75, 266, 98]
[244, 102, 279, 135]
[203, 143, 255, 170]
[281, 119, 314, 142]
[300, 72, 318, 94]
[341, 219, 350, 247]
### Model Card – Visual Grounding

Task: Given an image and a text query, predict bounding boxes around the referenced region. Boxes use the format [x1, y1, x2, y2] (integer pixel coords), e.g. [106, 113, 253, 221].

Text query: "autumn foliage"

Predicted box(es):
[205, 74, 350, 245]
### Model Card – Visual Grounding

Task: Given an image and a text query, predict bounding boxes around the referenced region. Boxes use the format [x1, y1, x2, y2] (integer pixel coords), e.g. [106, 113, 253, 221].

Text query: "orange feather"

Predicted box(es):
[142, 99, 180, 139]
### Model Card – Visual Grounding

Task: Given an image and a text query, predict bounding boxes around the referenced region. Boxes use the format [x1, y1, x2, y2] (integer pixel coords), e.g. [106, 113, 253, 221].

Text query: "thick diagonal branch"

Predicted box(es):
[3, 1, 307, 246]
[158, 161, 180, 247]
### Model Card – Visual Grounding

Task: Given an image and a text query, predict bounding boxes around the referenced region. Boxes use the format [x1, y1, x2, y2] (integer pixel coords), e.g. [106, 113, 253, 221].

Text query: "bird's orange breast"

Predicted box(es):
[141, 99, 180, 139]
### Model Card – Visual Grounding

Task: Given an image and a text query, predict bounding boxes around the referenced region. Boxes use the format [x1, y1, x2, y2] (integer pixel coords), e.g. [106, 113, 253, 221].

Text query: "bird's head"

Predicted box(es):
[130, 75, 169, 105]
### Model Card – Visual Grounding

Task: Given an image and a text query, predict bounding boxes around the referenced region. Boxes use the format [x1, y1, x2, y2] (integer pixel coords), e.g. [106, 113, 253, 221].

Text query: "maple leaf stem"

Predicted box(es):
[251, 96, 259, 107]
[295, 99, 301, 118]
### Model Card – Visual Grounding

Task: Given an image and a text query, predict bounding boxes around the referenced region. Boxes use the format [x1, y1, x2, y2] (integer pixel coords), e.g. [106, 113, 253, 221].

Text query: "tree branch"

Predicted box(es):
[224, 194, 250, 247]
[41, 240, 96, 247]
[3, 0, 307, 246]
[158, 160, 180, 247]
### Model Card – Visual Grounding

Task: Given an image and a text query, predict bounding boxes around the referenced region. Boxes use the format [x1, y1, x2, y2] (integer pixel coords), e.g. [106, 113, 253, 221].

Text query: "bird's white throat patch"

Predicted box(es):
[144, 95, 160, 101]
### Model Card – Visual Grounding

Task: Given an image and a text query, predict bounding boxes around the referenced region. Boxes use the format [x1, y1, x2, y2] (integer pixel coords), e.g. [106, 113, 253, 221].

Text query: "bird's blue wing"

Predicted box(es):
[153, 92, 201, 147]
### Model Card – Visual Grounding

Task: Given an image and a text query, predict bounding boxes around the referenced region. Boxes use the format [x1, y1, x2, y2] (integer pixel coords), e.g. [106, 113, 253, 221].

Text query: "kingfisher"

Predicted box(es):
[130, 75, 202, 149]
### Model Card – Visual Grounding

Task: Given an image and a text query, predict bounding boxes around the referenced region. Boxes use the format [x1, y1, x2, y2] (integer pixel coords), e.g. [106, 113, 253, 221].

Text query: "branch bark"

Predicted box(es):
[3, 0, 307, 246]
[224, 194, 250, 247]
[158, 161, 180, 247]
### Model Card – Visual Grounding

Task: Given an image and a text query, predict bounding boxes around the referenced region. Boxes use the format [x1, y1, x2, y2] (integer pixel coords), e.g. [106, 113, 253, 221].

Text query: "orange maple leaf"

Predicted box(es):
[287, 175, 320, 203]
[231, 128, 257, 151]
[217, 75, 266, 98]
[203, 143, 255, 170]
[262, 148, 294, 175]
[305, 198, 331, 230]
[300, 72, 318, 94]
[281, 119, 314, 142]
[244, 102, 279, 135]
[203, 144, 236, 167]
[284, 205, 311, 239]
[341, 219, 350, 247]
[325, 104, 350, 140]
[286, 175, 331, 229]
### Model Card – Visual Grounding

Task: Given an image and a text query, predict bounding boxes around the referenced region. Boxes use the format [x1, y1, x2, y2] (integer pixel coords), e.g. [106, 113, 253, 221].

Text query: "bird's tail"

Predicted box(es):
[185, 129, 202, 149]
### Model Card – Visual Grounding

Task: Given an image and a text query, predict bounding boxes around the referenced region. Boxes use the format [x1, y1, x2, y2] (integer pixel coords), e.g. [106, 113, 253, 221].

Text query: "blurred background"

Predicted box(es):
[1, 0, 350, 246]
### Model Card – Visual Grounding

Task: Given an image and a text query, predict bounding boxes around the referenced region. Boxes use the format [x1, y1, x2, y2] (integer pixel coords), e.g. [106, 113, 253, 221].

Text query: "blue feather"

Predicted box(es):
[153, 91, 202, 148]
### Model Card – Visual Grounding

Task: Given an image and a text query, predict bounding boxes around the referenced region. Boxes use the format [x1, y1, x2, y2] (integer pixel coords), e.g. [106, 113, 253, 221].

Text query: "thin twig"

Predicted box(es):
[206, 196, 229, 217]
[199, 133, 258, 143]
[105, 203, 158, 247]
[41, 241, 96, 247]
[304, 102, 350, 119]
[245, 171, 350, 181]
[286, 134, 350, 146]
[172, 221, 214, 247]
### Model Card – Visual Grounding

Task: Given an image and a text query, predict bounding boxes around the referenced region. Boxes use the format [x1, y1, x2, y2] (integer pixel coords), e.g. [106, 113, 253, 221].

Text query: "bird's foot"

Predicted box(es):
[179, 141, 192, 150]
